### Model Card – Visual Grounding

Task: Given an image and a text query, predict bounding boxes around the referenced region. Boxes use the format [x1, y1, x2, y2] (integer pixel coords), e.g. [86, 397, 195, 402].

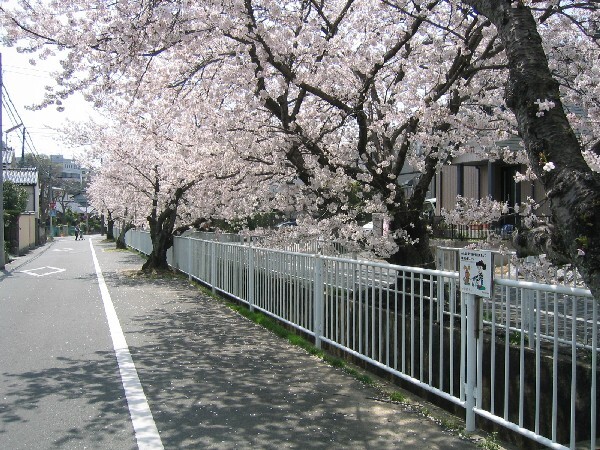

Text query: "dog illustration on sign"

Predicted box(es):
[463, 265, 471, 286]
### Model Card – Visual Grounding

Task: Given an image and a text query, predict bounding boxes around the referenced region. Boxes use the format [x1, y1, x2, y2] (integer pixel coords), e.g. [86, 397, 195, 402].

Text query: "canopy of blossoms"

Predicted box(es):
[2, 1, 598, 282]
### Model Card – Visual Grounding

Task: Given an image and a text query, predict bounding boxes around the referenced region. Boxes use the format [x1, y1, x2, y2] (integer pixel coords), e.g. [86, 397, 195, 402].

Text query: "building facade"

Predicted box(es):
[3, 168, 41, 253]
[50, 154, 84, 183]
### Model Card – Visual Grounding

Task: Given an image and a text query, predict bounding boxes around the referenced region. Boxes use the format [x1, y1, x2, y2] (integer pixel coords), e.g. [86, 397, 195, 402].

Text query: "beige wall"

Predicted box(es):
[17, 213, 36, 254]
[479, 165, 491, 198]
[463, 166, 479, 199]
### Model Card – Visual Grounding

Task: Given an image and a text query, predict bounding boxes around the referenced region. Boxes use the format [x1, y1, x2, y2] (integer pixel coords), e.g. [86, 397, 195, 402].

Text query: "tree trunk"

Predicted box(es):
[389, 233, 433, 268]
[116, 222, 134, 249]
[105, 211, 115, 240]
[388, 209, 434, 268]
[463, 1, 600, 299]
[141, 228, 172, 272]
[106, 218, 115, 240]
[141, 205, 177, 273]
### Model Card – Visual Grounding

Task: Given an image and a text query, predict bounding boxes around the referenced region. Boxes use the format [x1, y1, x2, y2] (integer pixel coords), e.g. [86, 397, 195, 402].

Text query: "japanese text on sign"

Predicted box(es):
[459, 249, 493, 299]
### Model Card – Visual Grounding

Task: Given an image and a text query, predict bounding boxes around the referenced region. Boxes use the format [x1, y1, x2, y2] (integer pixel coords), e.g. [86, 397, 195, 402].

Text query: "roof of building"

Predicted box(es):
[4, 168, 39, 185]
[55, 200, 96, 216]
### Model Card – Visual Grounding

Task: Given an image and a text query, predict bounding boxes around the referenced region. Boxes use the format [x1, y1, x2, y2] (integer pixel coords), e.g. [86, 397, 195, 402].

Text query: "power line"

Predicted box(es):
[2, 67, 54, 80]
[2, 63, 54, 74]
[2, 84, 42, 160]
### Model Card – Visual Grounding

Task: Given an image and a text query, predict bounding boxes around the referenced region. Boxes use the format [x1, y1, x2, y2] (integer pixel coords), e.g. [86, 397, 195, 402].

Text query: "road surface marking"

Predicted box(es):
[89, 239, 164, 450]
[20, 266, 66, 277]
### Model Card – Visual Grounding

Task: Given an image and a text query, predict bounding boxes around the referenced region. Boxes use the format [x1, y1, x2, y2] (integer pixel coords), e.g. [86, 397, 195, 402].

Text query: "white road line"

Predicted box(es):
[89, 238, 164, 450]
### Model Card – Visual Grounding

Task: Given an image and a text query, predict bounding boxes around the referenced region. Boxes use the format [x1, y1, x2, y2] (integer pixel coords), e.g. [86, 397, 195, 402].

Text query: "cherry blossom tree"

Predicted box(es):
[86, 171, 136, 247]
[2, 0, 511, 266]
[459, 0, 600, 298]
[79, 100, 227, 271]
[2, 1, 599, 295]
[196, 0, 515, 265]
[79, 90, 274, 270]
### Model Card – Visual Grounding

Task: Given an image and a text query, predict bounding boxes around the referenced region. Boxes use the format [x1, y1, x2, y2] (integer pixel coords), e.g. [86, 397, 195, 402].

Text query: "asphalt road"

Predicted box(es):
[0, 236, 137, 449]
[0, 236, 482, 449]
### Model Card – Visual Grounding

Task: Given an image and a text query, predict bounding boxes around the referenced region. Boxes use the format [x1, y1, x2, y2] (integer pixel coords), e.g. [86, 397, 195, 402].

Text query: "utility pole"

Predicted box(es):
[0, 53, 6, 269]
[20, 126, 25, 167]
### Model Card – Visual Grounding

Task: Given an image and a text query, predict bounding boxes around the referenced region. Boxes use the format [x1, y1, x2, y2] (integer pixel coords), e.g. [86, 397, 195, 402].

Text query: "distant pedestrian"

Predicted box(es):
[74, 224, 81, 240]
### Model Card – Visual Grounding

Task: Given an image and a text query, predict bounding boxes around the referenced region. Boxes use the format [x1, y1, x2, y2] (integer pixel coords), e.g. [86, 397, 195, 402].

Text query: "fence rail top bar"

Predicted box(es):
[178, 235, 595, 296]
[494, 277, 593, 297]
[320, 254, 460, 278]
[177, 235, 461, 278]
[437, 246, 516, 254]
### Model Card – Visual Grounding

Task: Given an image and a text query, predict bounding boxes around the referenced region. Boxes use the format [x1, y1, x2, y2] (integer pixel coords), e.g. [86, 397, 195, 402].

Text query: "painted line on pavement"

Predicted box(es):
[89, 238, 164, 450]
[20, 266, 66, 277]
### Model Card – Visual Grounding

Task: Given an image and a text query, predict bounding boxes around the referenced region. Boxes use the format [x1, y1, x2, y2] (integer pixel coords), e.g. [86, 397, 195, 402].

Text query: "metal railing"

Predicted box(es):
[122, 229, 598, 450]
[436, 247, 587, 287]
[186, 230, 351, 257]
[432, 222, 515, 241]
[437, 247, 596, 351]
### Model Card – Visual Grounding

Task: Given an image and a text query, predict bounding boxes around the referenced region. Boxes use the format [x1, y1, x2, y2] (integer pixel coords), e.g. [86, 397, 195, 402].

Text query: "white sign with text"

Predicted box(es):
[459, 249, 493, 299]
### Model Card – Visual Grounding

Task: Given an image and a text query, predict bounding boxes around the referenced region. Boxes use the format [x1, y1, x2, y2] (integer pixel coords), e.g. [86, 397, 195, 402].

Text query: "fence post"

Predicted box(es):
[248, 245, 255, 312]
[313, 255, 324, 349]
[211, 241, 217, 294]
[171, 237, 176, 270]
[188, 236, 192, 281]
[465, 292, 477, 432]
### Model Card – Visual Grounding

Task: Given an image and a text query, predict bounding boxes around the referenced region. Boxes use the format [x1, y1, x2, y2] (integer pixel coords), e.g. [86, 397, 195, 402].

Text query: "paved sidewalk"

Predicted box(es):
[91, 238, 484, 449]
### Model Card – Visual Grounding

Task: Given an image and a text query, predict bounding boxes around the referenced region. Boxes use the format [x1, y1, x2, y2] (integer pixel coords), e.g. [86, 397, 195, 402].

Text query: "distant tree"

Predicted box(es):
[104, 210, 115, 240]
[81, 102, 253, 271]
[3, 181, 27, 226]
[53, 179, 82, 224]
[3, 180, 27, 255]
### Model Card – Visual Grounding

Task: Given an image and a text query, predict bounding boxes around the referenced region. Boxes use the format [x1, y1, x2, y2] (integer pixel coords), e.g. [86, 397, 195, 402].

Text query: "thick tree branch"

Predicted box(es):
[463, 0, 600, 298]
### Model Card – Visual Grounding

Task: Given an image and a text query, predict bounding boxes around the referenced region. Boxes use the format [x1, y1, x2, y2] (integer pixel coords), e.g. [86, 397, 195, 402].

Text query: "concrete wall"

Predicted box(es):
[16, 213, 36, 254]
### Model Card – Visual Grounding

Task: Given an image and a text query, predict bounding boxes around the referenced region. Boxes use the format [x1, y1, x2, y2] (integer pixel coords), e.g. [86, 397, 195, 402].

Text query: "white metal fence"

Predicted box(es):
[122, 229, 598, 450]
[436, 246, 587, 287]
[437, 247, 597, 351]
[183, 230, 353, 257]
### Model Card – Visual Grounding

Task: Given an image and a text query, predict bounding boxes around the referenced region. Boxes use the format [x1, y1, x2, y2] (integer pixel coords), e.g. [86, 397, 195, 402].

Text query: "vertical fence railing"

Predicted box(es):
[473, 278, 597, 450]
[120, 229, 597, 450]
[313, 256, 324, 349]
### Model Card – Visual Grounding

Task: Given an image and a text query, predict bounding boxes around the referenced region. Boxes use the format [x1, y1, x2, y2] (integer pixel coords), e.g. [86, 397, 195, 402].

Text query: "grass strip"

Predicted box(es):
[132, 260, 503, 449]
[224, 301, 378, 386]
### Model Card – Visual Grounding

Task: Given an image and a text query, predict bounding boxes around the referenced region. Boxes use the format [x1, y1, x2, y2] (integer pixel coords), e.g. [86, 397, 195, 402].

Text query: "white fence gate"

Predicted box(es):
[122, 229, 598, 450]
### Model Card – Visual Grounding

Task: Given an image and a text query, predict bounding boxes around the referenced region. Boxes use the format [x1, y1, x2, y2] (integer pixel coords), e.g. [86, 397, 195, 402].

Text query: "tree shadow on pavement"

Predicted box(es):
[106, 273, 472, 450]
[0, 351, 135, 449]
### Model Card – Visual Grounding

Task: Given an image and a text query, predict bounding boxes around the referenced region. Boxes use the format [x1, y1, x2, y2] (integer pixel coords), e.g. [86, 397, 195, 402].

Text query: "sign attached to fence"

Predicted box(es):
[459, 249, 493, 298]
